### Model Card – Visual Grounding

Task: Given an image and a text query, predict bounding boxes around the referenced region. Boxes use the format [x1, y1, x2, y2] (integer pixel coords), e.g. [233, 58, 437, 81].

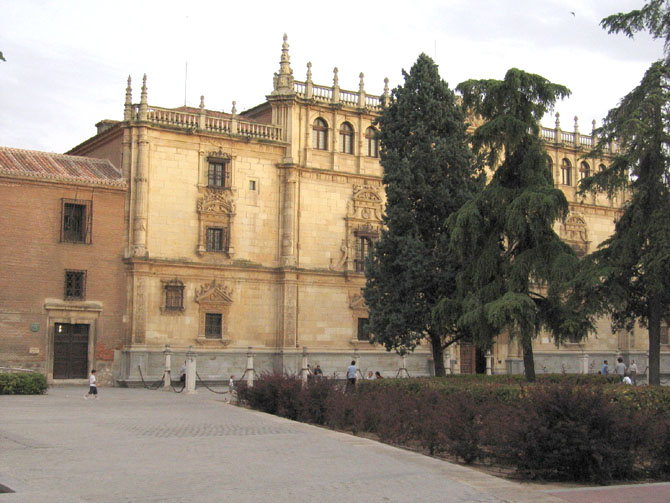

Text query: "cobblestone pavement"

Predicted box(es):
[0, 386, 635, 502]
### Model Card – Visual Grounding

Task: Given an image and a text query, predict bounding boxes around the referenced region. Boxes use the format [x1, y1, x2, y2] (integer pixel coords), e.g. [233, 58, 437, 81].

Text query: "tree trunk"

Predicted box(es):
[521, 336, 536, 382]
[430, 335, 446, 377]
[648, 296, 662, 386]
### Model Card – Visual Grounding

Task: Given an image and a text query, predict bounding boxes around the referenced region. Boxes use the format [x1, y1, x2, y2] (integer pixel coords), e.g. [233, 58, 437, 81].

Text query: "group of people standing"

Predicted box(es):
[601, 357, 639, 385]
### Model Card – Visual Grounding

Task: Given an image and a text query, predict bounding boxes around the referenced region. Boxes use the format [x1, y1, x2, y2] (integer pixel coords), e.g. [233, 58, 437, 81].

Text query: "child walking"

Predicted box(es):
[85, 369, 98, 399]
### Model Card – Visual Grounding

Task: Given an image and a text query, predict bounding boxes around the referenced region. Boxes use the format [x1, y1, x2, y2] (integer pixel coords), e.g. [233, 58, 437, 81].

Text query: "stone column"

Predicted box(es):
[580, 353, 589, 374]
[162, 345, 172, 391]
[400, 353, 408, 378]
[280, 168, 297, 267]
[132, 75, 149, 257]
[185, 346, 197, 394]
[486, 350, 493, 375]
[246, 347, 254, 388]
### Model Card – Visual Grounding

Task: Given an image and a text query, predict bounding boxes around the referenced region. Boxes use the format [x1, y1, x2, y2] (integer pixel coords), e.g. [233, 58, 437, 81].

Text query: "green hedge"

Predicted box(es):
[0, 373, 48, 394]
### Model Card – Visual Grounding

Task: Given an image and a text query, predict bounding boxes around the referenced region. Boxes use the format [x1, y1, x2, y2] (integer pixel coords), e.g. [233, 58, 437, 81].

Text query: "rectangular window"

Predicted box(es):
[355, 236, 372, 273]
[208, 160, 230, 188]
[661, 324, 669, 345]
[206, 227, 226, 252]
[205, 313, 222, 339]
[249, 179, 257, 191]
[164, 281, 184, 311]
[357, 318, 370, 341]
[61, 199, 92, 243]
[64, 270, 86, 300]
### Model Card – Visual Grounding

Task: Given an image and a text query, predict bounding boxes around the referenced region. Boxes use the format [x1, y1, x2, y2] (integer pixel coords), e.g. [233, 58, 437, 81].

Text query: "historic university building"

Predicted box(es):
[1, 36, 665, 384]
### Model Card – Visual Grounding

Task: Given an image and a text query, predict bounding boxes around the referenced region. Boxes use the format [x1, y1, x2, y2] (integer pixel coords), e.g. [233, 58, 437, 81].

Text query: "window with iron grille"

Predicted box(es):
[64, 270, 86, 300]
[357, 317, 370, 341]
[366, 127, 378, 157]
[208, 159, 231, 188]
[355, 235, 373, 273]
[206, 227, 226, 252]
[163, 280, 184, 311]
[61, 199, 92, 243]
[205, 313, 222, 339]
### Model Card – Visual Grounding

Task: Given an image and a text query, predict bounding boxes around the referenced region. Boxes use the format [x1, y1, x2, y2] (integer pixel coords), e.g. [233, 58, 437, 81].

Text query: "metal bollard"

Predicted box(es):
[246, 347, 254, 388]
[580, 353, 589, 374]
[185, 345, 197, 394]
[163, 344, 172, 391]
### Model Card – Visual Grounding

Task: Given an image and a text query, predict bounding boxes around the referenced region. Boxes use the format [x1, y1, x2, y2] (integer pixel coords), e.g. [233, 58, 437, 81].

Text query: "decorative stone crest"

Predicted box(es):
[195, 279, 233, 305]
[561, 214, 589, 257]
[197, 189, 235, 216]
[349, 293, 367, 311]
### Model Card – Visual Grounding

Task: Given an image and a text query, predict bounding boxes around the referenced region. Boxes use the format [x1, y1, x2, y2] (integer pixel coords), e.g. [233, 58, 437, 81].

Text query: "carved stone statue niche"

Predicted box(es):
[561, 214, 590, 257]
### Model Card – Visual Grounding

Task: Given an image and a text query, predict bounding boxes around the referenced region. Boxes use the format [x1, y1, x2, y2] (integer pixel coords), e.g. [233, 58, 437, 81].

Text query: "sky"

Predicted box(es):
[0, 0, 665, 153]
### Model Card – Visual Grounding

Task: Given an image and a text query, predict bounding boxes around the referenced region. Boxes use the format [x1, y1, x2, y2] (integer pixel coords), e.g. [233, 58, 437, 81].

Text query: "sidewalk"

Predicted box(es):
[0, 386, 663, 502]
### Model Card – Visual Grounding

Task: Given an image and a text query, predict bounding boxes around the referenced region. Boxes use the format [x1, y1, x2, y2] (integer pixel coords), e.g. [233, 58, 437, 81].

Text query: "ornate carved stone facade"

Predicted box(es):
[66, 36, 661, 381]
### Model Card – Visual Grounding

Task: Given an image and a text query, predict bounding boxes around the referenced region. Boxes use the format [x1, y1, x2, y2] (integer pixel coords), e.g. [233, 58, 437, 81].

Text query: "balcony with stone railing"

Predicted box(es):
[124, 76, 284, 142]
[540, 113, 618, 153]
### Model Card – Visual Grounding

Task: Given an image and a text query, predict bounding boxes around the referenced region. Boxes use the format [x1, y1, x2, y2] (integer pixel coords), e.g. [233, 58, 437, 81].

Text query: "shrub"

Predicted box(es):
[236, 372, 303, 419]
[498, 384, 643, 483]
[0, 373, 48, 394]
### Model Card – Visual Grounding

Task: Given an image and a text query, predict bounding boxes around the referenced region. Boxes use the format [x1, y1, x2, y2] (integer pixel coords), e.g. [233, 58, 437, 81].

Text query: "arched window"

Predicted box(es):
[579, 161, 591, 180]
[561, 158, 572, 186]
[313, 118, 328, 150]
[599, 163, 606, 172]
[366, 127, 379, 158]
[340, 122, 354, 154]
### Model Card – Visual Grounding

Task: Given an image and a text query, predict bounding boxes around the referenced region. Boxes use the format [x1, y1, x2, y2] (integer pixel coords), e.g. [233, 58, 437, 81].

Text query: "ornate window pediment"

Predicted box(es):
[195, 279, 233, 305]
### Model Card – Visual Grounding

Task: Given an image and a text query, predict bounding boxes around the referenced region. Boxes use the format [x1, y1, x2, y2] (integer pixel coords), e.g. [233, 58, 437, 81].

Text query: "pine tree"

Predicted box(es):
[363, 54, 482, 377]
[601, 0, 670, 58]
[579, 60, 670, 385]
[441, 69, 582, 382]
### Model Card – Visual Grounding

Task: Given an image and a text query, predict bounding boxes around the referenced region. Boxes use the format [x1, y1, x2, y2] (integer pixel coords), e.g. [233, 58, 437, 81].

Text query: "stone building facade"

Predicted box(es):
[0, 147, 127, 384]
[66, 36, 664, 382]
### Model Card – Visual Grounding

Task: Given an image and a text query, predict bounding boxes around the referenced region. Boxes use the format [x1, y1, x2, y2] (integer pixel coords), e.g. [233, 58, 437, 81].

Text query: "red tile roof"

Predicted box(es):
[0, 147, 126, 188]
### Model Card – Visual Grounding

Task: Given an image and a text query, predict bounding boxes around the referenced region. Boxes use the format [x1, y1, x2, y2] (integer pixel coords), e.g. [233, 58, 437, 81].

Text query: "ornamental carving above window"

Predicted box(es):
[195, 279, 233, 346]
[196, 189, 235, 257]
[331, 184, 383, 272]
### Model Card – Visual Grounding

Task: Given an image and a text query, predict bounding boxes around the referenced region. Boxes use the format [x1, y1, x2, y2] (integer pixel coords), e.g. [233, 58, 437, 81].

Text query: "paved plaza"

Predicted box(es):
[1, 386, 668, 503]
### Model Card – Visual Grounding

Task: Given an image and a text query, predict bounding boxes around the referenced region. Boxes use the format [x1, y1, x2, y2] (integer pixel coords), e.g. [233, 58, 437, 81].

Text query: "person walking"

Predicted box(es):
[84, 369, 98, 399]
[601, 360, 609, 375]
[614, 357, 627, 381]
[629, 360, 638, 385]
[346, 360, 358, 392]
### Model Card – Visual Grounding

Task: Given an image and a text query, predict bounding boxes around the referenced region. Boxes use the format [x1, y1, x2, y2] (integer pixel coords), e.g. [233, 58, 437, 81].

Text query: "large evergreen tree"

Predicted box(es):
[579, 60, 670, 385]
[440, 69, 585, 382]
[363, 54, 482, 377]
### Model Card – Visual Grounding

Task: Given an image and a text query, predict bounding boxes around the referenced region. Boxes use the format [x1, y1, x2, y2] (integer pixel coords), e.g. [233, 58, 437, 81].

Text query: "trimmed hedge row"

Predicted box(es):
[237, 373, 670, 483]
[0, 372, 48, 394]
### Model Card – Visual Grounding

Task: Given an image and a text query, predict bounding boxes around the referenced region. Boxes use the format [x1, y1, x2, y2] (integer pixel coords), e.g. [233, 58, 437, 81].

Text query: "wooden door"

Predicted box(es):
[53, 323, 89, 378]
[460, 342, 475, 374]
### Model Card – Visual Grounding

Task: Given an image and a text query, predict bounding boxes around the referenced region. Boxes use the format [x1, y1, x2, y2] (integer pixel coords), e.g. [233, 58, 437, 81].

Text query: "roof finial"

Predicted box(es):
[383, 77, 390, 107]
[306, 62, 312, 83]
[140, 74, 148, 105]
[275, 33, 294, 94]
[125, 76, 132, 105]
[359, 72, 365, 93]
[555, 112, 560, 129]
[199, 95, 205, 110]
[124, 76, 133, 120]
[231, 101, 237, 115]
[333, 67, 339, 88]
[574, 115, 579, 133]
[591, 119, 596, 133]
